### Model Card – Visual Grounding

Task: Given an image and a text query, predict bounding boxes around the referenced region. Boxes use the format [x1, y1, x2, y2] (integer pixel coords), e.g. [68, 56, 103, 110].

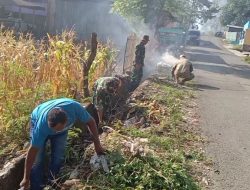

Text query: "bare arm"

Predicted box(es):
[20, 146, 39, 189]
[86, 118, 105, 155]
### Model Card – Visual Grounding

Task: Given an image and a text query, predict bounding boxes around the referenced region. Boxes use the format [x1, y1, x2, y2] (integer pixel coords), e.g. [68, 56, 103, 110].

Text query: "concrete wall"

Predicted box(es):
[244, 29, 250, 45]
[242, 30, 250, 51]
[226, 32, 237, 42]
[226, 32, 241, 44]
[0, 154, 25, 190]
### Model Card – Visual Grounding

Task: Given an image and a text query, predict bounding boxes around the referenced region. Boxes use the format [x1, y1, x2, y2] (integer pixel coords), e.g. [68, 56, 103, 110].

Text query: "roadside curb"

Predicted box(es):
[222, 41, 249, 58]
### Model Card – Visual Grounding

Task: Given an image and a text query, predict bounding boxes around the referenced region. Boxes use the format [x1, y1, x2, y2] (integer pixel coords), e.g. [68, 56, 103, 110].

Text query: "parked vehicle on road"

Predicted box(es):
[215, 31, 224, 38]
[156, 26, 186, 56]
[186, 30, 200, 46]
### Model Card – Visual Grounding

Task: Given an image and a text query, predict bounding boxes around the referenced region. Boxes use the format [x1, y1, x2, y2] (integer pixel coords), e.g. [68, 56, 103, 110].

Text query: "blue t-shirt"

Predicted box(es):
[30, 98, 92, 148]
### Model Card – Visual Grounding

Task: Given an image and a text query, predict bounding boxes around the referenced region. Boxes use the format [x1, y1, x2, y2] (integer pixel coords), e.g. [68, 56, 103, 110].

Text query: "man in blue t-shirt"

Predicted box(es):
[19, 98, 105, 190]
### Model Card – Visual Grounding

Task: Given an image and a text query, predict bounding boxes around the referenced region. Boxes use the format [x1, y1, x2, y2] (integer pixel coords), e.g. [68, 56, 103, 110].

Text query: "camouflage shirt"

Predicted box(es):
[135, 42, 145, 66]
[93, 77, 120, 110]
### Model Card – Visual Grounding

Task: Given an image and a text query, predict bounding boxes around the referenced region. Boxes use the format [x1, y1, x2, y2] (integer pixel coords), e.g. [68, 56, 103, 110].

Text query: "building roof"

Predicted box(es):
[0, 0, 13, 6]
[0, 0, 46, 10]
[227, 25, 244, 29]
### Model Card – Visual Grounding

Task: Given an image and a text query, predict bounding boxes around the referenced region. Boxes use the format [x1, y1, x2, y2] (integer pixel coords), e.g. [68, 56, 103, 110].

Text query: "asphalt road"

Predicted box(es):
[187, 36, 250, 190]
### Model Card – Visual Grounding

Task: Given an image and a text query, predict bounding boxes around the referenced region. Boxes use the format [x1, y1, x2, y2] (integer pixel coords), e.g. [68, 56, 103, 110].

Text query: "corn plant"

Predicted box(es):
[0, 29, 117, 148]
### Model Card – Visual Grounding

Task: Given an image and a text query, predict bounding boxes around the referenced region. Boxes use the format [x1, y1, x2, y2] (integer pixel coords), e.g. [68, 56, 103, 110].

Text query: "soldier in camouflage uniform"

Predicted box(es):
[93, 77, 121, 123]
[129, 35, 150, 92]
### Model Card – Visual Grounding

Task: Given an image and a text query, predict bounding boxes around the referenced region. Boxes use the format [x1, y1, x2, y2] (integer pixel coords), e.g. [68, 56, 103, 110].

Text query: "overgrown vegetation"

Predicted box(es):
[0, 30, 117, 153]
[244, 56, 250, 64]
[62, 80, 204, 189]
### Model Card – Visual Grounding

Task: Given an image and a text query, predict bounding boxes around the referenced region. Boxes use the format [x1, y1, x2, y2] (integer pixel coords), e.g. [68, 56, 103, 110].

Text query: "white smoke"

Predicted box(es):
[160, 52, 179, 66]
[200, 0, 228, 33]
[152, 51, 179, 77]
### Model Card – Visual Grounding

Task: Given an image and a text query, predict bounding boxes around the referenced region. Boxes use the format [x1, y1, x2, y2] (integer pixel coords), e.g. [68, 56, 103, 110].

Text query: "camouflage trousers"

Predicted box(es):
[93, 90, 118, 121]
[129, 66, 143, 92]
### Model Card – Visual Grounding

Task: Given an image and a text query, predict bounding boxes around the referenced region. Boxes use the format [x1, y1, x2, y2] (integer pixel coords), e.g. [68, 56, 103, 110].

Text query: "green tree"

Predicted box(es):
[113, 0, 219, 30]
[221, 0, 250, 26]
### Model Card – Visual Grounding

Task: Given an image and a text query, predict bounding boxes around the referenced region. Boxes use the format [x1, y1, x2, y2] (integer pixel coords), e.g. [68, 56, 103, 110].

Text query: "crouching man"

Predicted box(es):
[92, 76, 123, 123]
[172, 55, 195, 85]
[20, 98, 105, 190]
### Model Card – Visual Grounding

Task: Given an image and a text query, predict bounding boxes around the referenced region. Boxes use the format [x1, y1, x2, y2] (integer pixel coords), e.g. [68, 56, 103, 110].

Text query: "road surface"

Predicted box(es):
[187, 36, 250, 190]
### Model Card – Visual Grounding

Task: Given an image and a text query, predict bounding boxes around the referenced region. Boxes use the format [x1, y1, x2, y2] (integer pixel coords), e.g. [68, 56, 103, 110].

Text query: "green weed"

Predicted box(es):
[244, 56, 250, 64]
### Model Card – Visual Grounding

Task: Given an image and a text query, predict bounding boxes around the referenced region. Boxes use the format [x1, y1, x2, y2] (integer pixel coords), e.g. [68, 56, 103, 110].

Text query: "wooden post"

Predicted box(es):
[123, 37, 129, 74]
[83, 32, 98, 97]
